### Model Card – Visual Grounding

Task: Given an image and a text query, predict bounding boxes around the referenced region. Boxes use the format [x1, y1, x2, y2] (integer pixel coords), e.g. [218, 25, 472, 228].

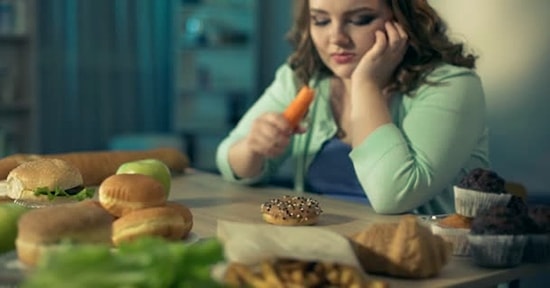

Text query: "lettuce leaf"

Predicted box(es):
[33, 186, 95, 201]
[21, 237, 226, 288]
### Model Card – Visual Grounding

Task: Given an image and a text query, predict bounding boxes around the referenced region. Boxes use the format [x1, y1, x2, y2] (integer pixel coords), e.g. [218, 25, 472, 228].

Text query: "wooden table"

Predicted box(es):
[169, 170, 549, 288]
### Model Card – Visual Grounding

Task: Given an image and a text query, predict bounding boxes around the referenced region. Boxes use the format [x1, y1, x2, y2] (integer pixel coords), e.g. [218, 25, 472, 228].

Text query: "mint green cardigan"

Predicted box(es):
[216, 63, 489, 215]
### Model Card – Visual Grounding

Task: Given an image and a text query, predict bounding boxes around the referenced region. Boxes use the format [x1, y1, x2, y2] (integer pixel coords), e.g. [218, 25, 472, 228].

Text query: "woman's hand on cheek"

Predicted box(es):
[351, 21, 408, 90]
[244, 112, 294, 158]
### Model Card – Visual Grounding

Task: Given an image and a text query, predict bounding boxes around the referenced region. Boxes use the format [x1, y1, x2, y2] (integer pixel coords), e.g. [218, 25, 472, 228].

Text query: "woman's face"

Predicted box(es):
[309, 0, 393, 79]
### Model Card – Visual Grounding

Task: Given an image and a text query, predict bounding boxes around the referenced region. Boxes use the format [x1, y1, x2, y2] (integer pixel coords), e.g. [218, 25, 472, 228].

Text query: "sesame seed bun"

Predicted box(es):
[260, 195, 323, 226]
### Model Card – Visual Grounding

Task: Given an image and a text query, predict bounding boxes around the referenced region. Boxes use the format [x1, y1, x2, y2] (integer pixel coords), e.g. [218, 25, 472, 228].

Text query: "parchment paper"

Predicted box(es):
[216, 220, 361, 269]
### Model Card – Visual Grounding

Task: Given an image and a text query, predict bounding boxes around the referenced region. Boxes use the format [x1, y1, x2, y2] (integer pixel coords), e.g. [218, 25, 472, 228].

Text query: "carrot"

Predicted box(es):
[282, 86, 315, 128]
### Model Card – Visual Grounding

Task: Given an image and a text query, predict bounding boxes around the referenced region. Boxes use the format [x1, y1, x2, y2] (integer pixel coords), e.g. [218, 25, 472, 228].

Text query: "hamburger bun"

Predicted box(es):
[5, 158, 85, 204]
[166, 201, 193, 238]
[15, 200, 114, 267]
[112, 204, 191, 246]
[260, 195, 323, 226]
[98, 174, 167, 217]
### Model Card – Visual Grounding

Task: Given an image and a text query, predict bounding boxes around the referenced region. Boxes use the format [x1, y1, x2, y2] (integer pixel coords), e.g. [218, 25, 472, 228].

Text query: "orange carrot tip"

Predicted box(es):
[282, 86, 315, 128]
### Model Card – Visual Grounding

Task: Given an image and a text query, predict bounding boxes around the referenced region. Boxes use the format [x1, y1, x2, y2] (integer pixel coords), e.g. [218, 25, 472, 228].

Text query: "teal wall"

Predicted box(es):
[430, 0, 550, 201]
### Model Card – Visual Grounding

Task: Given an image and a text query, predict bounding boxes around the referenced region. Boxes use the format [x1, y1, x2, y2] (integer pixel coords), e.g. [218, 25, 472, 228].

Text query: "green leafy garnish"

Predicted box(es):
[73, 187, 96, 201]
[33, 186, 96, 201]
[22, 237, 227, 288]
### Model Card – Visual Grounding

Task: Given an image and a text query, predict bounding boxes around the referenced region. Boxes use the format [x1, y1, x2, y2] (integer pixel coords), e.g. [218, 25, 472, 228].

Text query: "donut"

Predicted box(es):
[260, 195, 323, 226]
[112, 205, 189, 246]
[98, 174, 167, 217]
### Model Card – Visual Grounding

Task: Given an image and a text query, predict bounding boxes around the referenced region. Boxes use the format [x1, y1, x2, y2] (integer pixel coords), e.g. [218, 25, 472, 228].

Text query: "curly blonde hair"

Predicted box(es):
[286, 0, 477, 95]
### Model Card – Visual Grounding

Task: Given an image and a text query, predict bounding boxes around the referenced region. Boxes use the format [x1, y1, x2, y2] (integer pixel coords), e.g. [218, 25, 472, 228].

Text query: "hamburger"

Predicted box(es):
[5, 158, 94, 206]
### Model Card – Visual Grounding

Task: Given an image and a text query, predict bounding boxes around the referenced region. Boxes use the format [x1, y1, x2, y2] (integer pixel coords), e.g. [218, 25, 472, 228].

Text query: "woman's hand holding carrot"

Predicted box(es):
[228, 113, 290, 179]
[245, 86, 314, 158]
[244, 112, 293, 159]
[227, 86, 315, 178]
[244, 86, 315, 159]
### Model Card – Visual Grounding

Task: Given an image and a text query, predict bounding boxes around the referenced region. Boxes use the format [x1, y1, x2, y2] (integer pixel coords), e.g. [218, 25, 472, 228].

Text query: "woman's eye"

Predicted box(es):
[350, 15, 374, 25]
[311, 16, 330, 26]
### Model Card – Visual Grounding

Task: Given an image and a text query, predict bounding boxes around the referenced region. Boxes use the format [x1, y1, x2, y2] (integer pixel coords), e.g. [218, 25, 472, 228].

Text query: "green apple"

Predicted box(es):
[116, 159, 172, 196]
[0, 203, 30, 253]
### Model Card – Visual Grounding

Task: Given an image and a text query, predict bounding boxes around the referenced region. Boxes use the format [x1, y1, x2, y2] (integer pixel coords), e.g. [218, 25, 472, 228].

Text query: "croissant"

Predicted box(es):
[349, 215, 452, 279]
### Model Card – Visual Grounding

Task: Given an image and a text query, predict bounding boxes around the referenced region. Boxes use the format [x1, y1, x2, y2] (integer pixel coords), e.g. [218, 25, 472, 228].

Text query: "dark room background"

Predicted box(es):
[1, 0, 549, 206]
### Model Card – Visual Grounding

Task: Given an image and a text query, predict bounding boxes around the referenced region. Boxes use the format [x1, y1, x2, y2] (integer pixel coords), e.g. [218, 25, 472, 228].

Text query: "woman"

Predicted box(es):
[216, 0, 489, 215]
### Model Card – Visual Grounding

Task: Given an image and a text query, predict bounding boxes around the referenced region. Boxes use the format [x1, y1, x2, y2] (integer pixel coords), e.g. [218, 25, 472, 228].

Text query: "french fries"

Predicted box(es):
[223, 258, 389, 288]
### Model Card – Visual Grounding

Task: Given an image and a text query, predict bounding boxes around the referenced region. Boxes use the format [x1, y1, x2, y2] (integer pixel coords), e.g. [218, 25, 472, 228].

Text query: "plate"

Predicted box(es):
[0, 232, 201, 284]
[13, 198, 80, 209]
[417, 214, 450, 226]
[184, 231, 200, 244]
[0, 250, 26, 285]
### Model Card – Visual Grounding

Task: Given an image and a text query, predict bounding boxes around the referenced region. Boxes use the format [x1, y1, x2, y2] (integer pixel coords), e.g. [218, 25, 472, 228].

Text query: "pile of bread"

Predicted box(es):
[0, 148, 189, 187]
[14, 163, 193, 267]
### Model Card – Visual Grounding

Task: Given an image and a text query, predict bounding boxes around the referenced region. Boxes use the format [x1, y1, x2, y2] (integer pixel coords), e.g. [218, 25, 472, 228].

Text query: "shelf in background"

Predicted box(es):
[0, 34, 29, 44]
[180, 1, 255, 13]
[175, 0, 257, 172]
[0, 103, 30, 114]
[177, 123, 231, 135]
[180, 43, 250, 52]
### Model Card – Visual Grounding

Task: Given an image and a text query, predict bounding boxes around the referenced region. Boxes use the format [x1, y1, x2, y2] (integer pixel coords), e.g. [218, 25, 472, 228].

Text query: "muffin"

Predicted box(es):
[529, 205, 550, 232]
[454, 168, 512, 217]
[467, 205, 537, 268]
[507, 195, 529, 215]
[431, 214, 473, 256]
[505, 182, 528, 201]
[524, 205, 550, 263]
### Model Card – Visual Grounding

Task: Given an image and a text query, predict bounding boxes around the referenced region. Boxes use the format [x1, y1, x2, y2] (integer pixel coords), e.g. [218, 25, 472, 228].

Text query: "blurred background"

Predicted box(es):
[0, 0, 293, 169]
[0, 0, 549, 285]
[1, 0, 549, 197]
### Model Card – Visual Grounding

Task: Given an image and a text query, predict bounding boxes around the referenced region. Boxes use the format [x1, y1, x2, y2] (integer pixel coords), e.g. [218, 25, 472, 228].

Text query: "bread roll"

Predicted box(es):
[0, 154, 43, 181]
[112, 205, 190, 246]
[99, 174, 167, 217]
[166, 201, 193, 238]
[0, 196, 11, 203]
[15, 200, 114, 267]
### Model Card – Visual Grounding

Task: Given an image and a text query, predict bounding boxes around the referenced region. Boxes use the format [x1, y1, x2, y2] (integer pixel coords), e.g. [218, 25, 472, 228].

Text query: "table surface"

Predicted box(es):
[168, 170, 549, 288]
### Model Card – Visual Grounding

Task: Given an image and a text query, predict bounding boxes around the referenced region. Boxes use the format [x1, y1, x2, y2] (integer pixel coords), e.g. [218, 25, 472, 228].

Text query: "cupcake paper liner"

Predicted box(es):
[523, 234, 550, 263]
[431, 224, 471, 256]
[454, 186, 512, 217]
[467, 234, 527, 268]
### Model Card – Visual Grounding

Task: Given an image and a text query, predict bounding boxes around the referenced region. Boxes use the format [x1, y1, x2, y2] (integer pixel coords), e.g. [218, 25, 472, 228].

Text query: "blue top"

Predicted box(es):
[306, 137, 370, 204]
